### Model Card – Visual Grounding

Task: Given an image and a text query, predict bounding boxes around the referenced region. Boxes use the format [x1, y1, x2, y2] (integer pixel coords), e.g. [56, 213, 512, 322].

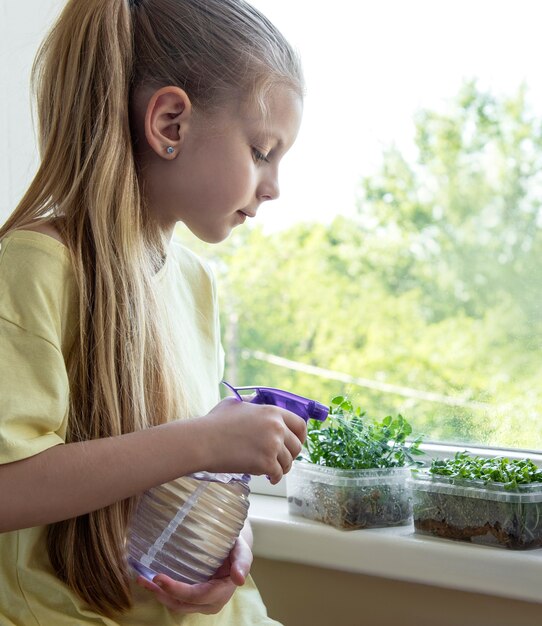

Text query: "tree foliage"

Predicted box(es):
[176, 81, 542, 450]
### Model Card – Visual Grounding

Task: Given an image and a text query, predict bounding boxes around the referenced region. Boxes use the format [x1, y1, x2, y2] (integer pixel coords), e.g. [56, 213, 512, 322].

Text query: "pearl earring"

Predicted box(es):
[166, 146, 175, 155]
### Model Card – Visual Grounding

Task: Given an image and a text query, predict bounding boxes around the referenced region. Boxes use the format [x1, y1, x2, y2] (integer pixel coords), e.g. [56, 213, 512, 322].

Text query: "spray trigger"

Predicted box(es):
[222, 381, 328, 423]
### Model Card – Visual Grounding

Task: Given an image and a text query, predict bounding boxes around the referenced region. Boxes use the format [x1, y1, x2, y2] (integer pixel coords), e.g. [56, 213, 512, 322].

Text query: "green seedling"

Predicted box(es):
[302, 395, 424, 469]
[429, 451, 542, 490]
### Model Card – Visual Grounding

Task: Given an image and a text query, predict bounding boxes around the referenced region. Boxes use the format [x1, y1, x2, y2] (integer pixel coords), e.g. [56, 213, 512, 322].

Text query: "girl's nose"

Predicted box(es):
[257, 172, 280, 202]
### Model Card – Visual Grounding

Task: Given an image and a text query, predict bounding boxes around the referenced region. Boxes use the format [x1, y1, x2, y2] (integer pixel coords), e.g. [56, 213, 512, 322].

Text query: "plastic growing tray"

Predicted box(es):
[286, 460, 412, 530]
[409, 470, 542, 549]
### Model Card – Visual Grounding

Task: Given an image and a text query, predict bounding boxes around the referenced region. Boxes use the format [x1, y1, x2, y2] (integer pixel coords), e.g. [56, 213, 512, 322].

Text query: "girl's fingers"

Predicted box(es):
[138, 575, 237, 615]
[136, 575, 162, 593]
[284, 429, 303, 460]
[282, 411, 307, 443]
[153, 574, 232, 605]
[229, 536, 253, 586]
[267, 459, 285, 484]
[151, 592, 224, 615]
[277, 447, 293, 475]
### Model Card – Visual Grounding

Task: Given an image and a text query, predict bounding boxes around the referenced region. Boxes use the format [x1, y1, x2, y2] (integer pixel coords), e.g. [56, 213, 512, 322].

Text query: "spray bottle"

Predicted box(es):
[127, 383, 328, 583]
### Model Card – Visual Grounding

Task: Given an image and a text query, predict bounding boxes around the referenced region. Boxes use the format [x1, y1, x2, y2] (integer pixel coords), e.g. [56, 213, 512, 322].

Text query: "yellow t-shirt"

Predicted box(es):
[0, 230, 279, 626]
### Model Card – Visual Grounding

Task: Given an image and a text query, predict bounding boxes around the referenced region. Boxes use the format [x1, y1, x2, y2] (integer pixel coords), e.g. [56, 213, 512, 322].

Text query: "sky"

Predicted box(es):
[4, 1, 542, 229]
[249, 0, 542, 232]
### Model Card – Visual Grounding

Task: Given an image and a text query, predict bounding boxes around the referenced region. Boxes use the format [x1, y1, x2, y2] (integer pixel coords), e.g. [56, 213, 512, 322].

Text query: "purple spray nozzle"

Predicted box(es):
[222, 381, 328, 423]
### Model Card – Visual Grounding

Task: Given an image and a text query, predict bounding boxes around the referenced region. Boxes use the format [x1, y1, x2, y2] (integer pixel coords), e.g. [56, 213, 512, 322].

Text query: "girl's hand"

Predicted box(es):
[197, 397, 307, 484]
[136, 532, 253, 615]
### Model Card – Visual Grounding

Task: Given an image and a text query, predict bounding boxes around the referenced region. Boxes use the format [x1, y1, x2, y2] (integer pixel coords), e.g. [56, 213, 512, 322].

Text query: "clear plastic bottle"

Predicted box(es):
[127, 472, 250, 583]
[127, 384, 328, 584]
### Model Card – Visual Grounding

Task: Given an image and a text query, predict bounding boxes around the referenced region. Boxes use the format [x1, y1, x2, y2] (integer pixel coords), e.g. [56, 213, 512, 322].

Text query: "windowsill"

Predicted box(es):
[248, 492, 542, 605]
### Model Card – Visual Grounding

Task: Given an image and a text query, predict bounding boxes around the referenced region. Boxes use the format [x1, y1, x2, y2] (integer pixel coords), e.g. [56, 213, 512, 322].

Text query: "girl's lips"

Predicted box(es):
[239, 210, 256, 218]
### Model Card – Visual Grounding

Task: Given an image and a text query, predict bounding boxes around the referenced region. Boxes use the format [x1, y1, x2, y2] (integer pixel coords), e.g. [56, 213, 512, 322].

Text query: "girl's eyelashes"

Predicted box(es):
[252, 147, 270, 163]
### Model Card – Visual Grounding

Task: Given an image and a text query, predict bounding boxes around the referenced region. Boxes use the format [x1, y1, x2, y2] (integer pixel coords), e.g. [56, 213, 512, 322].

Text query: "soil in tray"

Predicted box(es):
[414, 518, 542, 550]
[289, 484, 412, 530]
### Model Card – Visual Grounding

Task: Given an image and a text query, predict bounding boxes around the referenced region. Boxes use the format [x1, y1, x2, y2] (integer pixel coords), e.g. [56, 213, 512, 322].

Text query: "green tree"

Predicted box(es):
[176, 81, 542, 450]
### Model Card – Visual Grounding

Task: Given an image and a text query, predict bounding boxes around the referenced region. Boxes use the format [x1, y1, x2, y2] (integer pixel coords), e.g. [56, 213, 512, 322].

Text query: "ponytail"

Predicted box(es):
[2, 0, 183, 615]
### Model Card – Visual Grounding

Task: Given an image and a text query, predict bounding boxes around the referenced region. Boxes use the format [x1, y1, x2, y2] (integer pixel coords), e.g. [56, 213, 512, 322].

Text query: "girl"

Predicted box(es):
[0, 0, 304, 624]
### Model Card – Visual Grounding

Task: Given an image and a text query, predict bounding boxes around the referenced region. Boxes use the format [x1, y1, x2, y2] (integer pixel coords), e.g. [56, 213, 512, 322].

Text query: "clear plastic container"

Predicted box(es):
[409, 470, 542, 549]
[127, 472, 250, 583]
[286, 460, 412, 530]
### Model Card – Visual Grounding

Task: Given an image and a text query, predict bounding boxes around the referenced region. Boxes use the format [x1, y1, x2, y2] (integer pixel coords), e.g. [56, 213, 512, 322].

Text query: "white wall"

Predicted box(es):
[0, 1, 65, 224]
[253, 558, 542, 626]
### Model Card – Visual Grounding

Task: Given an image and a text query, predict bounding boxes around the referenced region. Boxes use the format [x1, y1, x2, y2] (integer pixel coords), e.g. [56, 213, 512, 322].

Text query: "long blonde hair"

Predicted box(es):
[0, 0, 303, 616]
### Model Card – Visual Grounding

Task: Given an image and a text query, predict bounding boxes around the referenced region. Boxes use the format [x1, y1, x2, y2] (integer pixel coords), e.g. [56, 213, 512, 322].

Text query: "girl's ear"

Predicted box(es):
[144, 86, 193, 159]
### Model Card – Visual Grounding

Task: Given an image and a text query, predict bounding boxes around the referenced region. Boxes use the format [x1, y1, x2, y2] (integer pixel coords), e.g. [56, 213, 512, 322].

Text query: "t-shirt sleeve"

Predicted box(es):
[0, 235, 72, 464]
[0, 321, 68, 463]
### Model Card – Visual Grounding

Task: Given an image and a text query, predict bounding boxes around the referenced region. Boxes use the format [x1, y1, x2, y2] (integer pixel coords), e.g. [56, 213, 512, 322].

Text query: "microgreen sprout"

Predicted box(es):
[302, 396, 424, 470]
[429, 452, 542, 490]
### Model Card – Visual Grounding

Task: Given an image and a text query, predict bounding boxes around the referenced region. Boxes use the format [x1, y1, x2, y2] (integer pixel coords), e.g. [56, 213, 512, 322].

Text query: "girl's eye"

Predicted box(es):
[252, 148, 270, 163]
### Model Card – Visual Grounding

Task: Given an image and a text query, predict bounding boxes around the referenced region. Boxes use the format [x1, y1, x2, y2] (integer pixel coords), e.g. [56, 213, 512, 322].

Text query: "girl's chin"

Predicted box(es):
[191, 226, 233, 244]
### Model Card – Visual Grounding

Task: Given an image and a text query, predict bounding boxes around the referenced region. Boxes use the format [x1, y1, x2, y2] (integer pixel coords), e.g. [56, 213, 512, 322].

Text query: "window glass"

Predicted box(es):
[178, 0, 542, 451]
